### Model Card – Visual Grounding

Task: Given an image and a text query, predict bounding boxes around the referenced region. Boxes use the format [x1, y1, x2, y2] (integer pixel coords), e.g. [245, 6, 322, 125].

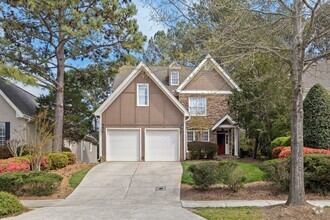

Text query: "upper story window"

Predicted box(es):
[137, 83, 149, 106]
[189, 97, 207, 116]
[0, 123, 5, 147]
[171, 71, 179, 85]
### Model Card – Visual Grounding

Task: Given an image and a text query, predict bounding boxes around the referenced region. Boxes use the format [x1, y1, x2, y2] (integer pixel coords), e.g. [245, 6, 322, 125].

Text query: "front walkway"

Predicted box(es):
[9, 162, 203, 220]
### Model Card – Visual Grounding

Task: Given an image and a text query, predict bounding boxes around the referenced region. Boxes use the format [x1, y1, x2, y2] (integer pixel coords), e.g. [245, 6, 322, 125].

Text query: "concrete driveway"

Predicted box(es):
[9, 162, 204, 220]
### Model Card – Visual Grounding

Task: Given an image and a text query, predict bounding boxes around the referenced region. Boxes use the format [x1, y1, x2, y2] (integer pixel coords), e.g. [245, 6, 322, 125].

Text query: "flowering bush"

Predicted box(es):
[277, 147, 330, 158]
[272, 146, 289, 159]
[0, 158, 30, 174]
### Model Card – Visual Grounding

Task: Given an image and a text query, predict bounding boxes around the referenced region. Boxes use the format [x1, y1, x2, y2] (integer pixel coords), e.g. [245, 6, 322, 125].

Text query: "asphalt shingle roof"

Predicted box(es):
[303, 60, 330, 92]
[0, 78, 38, 116]
[112, 65, 195, 93]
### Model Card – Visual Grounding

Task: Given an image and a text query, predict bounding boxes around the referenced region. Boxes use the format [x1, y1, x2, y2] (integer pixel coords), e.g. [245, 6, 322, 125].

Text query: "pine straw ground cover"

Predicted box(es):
[192, 205, 330, 220]
[18, 163, 95, 200]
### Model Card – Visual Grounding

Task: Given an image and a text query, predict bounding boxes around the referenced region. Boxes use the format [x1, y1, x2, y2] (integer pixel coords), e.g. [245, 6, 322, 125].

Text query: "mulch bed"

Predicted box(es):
[181, 181, 330, 201]
[19, 163, 95, 200]
[262, 204, 330, 220]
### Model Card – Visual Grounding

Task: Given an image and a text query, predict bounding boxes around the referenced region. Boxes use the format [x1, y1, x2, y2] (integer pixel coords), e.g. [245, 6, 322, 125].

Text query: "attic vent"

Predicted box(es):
[155, 186, 166, 191]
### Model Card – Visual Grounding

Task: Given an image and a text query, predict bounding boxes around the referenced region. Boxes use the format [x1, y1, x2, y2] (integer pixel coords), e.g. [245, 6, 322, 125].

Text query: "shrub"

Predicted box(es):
[260, 159, 290, 191]
[269, 136, 290, 157]
[218, 160, 245, 191]
[22, 155, 50, 171]
[0, 191, 24, 217]
[48, 153, 68, 170]
[272, 146, 287, 159]
[278, 147, 330, 158]
[188, 141, 218, 160]
[0, 171, 62, 196]
[61, 152, 76, 165]
[304, 84, 330, 149]
[0, 147, 13, 159]
[188, 162, 219, 190]
[304, 155, 330, 195]
[0, 157, 30, 174]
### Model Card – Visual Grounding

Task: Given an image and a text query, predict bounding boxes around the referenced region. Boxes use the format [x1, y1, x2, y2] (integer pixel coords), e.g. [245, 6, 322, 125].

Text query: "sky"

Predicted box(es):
[16, 0, 164, 97]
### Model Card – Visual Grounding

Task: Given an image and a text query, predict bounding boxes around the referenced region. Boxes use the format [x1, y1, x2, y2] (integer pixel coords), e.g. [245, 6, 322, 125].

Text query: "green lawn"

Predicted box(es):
[181, 160, 266, 185]
[69, 169, 91, 188]
[192, 207, 262, 220]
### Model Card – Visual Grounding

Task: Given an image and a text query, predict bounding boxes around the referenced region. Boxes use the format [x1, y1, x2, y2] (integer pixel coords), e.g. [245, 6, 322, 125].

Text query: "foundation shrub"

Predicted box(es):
[48, 153, 68, 170]
[61, 152, 76, 165]
[188, 141, 217, 159]
[0, 191, 24, 217]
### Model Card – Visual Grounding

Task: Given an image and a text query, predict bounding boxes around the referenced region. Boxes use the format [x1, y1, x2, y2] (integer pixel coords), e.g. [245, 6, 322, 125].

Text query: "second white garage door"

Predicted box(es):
[107, 129, 140, 161]
[145, 129, 179, 161]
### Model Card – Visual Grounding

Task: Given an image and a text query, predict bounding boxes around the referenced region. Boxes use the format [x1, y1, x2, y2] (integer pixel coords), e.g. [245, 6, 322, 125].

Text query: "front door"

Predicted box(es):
[217, 133, 225, 155]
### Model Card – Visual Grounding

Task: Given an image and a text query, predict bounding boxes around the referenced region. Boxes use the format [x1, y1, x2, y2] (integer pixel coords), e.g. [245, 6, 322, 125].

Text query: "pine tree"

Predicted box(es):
[303, 84, 330, 149]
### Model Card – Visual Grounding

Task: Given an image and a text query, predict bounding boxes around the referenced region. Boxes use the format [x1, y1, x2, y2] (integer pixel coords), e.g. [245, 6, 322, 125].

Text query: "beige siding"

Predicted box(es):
[0, 94, 28, 140]
[102, 71, 184, 161]
[184, 68, 232, 91]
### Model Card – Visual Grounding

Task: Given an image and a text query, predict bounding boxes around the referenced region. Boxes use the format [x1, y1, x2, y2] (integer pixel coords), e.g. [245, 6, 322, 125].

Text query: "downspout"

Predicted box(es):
[97, 116, 102, 162]
[184, 115, 191, 160]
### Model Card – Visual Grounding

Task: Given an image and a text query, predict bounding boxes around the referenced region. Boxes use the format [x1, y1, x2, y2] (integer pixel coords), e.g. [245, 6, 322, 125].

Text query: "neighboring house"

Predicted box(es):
[0, 78, 38, 146]
[303, 60, 329, 98]
[64, 134, 98, 163]
[95, 55, 240, 162]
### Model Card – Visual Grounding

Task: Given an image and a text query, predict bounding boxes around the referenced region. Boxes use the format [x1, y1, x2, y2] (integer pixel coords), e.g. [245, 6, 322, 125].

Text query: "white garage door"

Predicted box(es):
[107, 129, 140, 161]
[145, 129, 179, 161]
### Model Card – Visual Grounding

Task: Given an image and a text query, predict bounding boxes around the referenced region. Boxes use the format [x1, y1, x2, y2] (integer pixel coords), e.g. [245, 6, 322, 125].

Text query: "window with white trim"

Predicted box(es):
[89, 143, 93, 152]
[137, 83, 149, 106]
[187, 130, 209, 142]
[0, 123, 5, 147]
[189, 97, 207, 116]
[171, 71, 179, 85]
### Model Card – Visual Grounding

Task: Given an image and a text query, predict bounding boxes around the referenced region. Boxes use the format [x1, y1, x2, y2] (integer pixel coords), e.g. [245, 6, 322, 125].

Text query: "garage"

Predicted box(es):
[145, 129, 179, 161]
[107, 129, 140, 161]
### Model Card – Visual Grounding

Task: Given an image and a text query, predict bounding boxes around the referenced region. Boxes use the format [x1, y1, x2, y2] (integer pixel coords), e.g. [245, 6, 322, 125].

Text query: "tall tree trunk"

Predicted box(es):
[53, 46, 65, 152]
[253, 136, 259, 159]
[286, 0, 305, 206]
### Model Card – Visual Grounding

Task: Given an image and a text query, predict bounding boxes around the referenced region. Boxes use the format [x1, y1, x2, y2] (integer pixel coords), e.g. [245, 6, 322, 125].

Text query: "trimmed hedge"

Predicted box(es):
[61, 152, 76, 165]
[260, 155, 330, 194]
[0, 171, 62, 196]
[48, 153, 68, 170]
[188, 162, 218, 190]
[0, 191, 24, 217]
[303, 84, 330, 149]
[188, 141, 217, 160]
[0, 158, 30, 174]
[272, 146, 330, 159]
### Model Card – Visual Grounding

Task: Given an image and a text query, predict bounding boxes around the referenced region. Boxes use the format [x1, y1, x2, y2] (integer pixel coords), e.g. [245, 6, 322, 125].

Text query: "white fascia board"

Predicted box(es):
[212, 114, 236, 131]
[94, 62, 144, 116]
[94, 62, 189, 117]
[179, 90, 233, 94]
[0, 89, 25, 118]
[176, 54, 241, 92]
[142, 63, 189, 116]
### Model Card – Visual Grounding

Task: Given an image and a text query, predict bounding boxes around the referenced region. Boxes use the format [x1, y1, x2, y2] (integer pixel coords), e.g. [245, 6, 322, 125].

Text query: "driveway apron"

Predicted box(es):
[8, 162, 204, 220]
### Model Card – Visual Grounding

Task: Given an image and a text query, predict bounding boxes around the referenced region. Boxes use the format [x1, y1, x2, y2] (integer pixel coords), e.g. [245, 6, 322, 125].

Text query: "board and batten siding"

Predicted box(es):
[101, 71, 185, 161]
[184, 68, 232, 91]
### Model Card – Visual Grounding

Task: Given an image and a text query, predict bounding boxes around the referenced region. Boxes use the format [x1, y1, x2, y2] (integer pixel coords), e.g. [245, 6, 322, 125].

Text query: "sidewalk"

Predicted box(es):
[20, 199, 64, 208]
[181, 200, 330, 208]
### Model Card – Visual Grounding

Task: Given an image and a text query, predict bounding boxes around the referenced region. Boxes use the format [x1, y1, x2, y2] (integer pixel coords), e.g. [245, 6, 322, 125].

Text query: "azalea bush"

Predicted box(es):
[271, 146, 330, 159]
[271, 146, 288, 159]
[0, 158, 30, 174]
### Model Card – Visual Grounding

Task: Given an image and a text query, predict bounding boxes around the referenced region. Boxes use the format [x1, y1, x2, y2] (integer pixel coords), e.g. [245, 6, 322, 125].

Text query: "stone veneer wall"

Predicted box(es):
[178, 94, 231, 144]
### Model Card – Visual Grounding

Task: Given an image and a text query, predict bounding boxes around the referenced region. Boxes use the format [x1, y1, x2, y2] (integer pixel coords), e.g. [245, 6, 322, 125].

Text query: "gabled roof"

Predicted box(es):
[212, 114, 236, 131]
[303, 60, 330, 92]
[94, 62, 189, 116]
[112, 66, 193, 93]
[0, 78, 38, 117]
[176, 54, 241, 92]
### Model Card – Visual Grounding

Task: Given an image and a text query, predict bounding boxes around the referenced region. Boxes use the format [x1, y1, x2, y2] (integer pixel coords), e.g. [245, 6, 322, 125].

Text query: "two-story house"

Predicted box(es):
[94, 55, 240, 161]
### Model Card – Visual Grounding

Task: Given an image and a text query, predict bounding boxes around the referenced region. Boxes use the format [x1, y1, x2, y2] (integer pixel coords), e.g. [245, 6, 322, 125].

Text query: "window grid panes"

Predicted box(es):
[0, 123, 5, 147]
[137, 84, 149, 106]
[187, 130, 209, 142]
[189, 97, 206, 115]
[171, 72, 179, 85]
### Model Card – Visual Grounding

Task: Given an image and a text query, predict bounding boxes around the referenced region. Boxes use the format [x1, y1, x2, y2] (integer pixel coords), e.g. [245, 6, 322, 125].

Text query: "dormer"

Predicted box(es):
[169, 61, 181, 86]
